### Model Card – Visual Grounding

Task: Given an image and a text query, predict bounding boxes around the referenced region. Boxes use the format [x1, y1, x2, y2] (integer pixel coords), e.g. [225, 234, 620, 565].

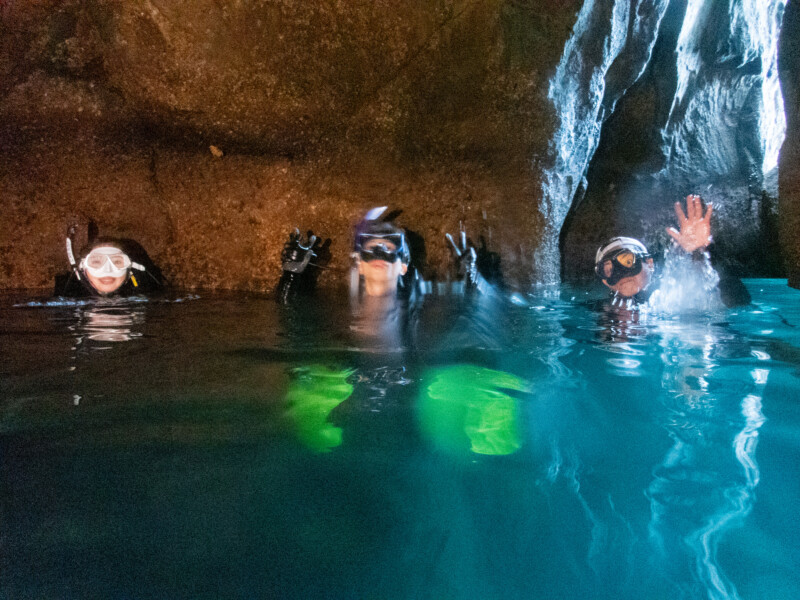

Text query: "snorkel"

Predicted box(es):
[66, 224, 81, 281]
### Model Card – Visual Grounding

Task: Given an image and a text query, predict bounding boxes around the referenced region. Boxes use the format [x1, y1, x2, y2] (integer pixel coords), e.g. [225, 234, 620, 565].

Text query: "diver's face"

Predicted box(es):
[85, 271, 127, 294]
[358, 237, 408, 297]
[603, 259, 654, 297]
[82, 247, 131, 295]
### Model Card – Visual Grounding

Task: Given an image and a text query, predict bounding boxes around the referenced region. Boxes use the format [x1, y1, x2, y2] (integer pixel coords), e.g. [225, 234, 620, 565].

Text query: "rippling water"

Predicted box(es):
[2, 281, 799, 599]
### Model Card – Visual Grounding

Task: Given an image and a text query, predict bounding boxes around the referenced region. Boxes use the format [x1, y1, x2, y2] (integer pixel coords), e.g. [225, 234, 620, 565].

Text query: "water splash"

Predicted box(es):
[646, 247, 724, 314]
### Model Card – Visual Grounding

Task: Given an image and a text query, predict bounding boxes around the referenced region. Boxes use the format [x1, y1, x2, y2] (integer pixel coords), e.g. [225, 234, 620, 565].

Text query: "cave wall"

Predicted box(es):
[560, 0, 789, 282]
[0, 0, 582, 292]
[1, 0, 797, 293]
[780, 0, 800, 288]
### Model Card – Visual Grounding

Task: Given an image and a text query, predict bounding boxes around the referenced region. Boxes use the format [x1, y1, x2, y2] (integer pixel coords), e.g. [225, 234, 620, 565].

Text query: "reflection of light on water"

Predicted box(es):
[83, 308, 144, 342]
[648, 322, 768, 600]
[79, 306, 145, 343]
[751, 369, 769, 385]
[543, 441, 638, 582]
[693, 389, 766, 600]
[736, 393, 766, 487]
[546, 439, 562, 483]
[607, 358, 641, 370]
[602, 342, 645, 356]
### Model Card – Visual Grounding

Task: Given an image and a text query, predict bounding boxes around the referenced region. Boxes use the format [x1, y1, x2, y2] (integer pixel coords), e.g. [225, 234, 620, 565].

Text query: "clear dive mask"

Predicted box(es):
[80, 246, 132, 279]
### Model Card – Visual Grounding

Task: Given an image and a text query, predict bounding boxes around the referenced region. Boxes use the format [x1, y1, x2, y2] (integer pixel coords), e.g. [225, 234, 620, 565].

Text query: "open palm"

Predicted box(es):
[666, 194, 712, 253]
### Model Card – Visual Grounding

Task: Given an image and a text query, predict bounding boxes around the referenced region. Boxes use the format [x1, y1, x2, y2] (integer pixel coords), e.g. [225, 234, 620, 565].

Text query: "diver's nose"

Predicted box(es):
[100, 258, 114, 274]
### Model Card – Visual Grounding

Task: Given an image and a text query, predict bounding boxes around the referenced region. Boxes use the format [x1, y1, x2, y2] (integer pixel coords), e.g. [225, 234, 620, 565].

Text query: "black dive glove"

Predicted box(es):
[277, 229, 330, 303]
[446, 231, 479, 286]
[446, 231, 504, 292]
[281, 229, 319, 274]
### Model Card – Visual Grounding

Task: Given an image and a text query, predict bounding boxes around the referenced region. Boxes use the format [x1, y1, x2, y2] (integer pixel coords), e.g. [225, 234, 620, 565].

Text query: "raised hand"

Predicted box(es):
[666, 194, 713, 253]
[445, 230, 478, 283]
[281, 229, 330, 273]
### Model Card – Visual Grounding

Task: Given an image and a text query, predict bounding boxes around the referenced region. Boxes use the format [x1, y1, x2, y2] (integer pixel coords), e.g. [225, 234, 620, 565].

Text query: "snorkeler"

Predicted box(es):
[277, 206, 413, 304]
[594, 194, 750, 309]
[55, 223, 165, 297]
[351, 207, 412, 299]
[277, 208, 417, 453]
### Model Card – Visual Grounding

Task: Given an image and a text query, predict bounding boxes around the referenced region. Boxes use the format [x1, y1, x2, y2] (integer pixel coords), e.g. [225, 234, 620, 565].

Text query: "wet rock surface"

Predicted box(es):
[1, 0, 797, 292]
[779, 0, 800, 289]
[558, 0, 788, 283]
[1, 0, 582, 291]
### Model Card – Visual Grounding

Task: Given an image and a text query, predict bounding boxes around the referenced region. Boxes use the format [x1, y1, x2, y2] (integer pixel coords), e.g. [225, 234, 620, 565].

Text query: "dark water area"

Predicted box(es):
[2, 282, 800, 599]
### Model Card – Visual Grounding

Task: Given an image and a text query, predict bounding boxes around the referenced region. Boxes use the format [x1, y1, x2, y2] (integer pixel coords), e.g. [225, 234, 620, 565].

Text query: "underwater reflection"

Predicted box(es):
[64, 299, 148, 405]
[646, 320, 768, 600]
[280, 290, 535, 457]
[70, 299, 147, 346]
[416, 364, 530, 456]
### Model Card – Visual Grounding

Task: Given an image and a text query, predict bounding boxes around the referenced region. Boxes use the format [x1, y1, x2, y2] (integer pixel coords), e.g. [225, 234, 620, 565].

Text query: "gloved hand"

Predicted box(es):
[281, 229, 330, 273]
[277, 229, 330, 303]
[446, 231, 478, 285]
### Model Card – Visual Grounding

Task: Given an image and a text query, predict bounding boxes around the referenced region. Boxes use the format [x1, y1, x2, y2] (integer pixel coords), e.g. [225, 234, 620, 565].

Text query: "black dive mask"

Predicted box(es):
[595, 249, 646, 285]
[360, 243, 400, 263]
[357, 233, 406, 264]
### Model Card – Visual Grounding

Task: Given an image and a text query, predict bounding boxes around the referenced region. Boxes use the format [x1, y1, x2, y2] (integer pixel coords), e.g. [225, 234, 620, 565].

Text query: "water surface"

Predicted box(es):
[2, 281, 799, 599]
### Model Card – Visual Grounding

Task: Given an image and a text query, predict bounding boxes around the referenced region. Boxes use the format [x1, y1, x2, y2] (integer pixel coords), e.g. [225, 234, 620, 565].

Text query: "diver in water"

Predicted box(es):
[54, 224, 165, 297]
[594, 194, 750, 310]
[277, 207, 414, 304]
[277, 207, 417, 347]
[278, 208, 418, 453]
[351, 213, 411, 300]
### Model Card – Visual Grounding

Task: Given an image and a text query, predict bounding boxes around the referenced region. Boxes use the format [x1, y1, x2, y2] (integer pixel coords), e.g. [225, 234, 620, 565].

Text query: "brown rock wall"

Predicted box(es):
[0, 0, 584, 292]
[1, 116, 541, 292]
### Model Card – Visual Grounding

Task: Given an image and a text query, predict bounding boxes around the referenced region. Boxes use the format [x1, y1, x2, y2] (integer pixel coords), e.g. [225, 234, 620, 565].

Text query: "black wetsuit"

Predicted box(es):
[53, 272, 161, 298]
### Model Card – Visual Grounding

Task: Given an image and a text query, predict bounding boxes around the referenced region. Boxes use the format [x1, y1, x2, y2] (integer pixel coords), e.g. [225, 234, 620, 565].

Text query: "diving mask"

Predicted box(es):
[357, 233, 406, 264]
[594, 237, 650, 286]
[81, 246, 132, 278]
[595, 249, 645, 285]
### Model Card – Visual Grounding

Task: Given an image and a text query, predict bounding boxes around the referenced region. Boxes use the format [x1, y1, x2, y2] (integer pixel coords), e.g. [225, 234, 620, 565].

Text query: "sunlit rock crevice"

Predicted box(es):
[538, 0, 670, 285]
[555, 0, 788, 282]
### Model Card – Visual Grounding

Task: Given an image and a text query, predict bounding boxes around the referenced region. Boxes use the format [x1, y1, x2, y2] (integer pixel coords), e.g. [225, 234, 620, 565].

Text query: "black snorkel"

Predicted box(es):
[66, 224, 82, 281]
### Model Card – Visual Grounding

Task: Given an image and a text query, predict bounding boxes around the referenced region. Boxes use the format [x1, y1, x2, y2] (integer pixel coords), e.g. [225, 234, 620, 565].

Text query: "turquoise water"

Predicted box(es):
[2, 280, 800, 599]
